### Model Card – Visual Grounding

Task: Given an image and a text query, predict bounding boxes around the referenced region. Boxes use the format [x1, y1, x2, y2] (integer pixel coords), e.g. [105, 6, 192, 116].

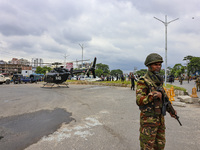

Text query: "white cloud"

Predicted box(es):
[0, 0, 200, 72]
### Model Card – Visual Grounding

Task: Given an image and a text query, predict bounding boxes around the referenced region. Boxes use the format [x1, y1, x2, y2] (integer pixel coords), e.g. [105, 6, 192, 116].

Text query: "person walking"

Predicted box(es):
[130, 73, 136, 90]
[195, 76, 200, 92]
[136, 53, 178, 150]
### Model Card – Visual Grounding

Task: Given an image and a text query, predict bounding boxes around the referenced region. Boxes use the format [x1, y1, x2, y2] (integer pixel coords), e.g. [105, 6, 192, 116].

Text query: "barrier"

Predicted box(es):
[190, 87, 198, 98]
[170, 87, 175, 101]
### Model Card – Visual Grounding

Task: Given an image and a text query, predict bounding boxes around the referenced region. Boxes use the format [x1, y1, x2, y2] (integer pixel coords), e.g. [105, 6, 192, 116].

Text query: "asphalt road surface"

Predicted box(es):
[0, 83, 200, 150]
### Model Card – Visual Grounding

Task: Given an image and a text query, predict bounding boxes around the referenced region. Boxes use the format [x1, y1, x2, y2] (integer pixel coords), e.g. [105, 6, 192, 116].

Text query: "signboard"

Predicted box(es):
[66, 62, 73, 70]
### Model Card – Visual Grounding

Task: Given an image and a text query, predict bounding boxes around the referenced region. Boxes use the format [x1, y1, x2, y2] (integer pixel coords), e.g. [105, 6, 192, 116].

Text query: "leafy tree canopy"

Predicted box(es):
[35, 66, 52, 75]
[187, 57, 200, 74]
[96, 63, 110, 76]
[183, 55, 194, 61]
[136, 69, 147, 76]
[110, 69, 123, 76]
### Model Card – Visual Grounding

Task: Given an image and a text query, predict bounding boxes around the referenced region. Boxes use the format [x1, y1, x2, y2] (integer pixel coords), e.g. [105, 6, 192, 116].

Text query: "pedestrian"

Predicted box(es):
[136, 53, 178, 150]
[130, 73, 136, 90]
[179, 76, 183, 85]
[195, 76, 200, 92]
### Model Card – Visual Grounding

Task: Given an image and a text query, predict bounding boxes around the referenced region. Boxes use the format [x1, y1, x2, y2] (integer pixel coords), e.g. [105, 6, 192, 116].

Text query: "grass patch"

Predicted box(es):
[68, 80, 187, 92]
[164, 84, 187, 92]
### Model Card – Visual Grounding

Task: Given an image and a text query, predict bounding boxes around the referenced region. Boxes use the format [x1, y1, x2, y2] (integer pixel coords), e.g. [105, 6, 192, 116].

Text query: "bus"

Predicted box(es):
[29, 73, 44, 83]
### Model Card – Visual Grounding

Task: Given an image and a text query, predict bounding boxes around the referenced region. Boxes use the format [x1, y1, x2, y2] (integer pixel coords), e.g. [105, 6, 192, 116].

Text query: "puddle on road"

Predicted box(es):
[0, 108, 74, 150]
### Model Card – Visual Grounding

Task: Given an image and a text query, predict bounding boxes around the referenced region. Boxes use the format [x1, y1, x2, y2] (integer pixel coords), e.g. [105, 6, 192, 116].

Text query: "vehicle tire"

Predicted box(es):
[0, 82, 3, 85]
[6, 80, 10, 84]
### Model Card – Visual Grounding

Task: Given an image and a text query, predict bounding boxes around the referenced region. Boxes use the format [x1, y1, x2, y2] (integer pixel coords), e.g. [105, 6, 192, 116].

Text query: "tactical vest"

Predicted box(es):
[138, 75, 163, 115]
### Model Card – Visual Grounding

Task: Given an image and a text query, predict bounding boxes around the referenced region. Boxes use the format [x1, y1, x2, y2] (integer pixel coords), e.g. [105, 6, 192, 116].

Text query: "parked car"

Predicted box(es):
[79, 75, 101, 81]
[0, 74, 11, 84]
[21, 76, 31, 83]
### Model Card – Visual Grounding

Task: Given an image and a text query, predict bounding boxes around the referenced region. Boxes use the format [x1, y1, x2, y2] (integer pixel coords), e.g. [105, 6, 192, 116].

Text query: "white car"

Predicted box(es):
[0, 74, 11, 84]
[79, 75, 101, 81]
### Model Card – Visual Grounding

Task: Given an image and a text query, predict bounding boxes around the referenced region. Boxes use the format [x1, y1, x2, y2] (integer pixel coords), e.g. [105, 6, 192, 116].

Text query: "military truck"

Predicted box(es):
[0, 74, 11, 84]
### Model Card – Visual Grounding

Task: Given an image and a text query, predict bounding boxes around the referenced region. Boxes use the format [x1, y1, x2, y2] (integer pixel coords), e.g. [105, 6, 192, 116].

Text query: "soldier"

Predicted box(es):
[130, 73, 136, 90]
[136, 53, 177, 150]
[196, 76, 200, 92]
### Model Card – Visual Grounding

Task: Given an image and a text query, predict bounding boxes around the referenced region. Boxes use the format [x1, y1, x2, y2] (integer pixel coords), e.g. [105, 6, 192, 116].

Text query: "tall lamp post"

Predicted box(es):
[154, 15, 179, 86]
[79, 43, 86, 68]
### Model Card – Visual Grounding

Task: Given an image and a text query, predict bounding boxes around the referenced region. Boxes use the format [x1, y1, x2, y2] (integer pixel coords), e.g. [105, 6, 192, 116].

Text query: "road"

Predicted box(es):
[0, 83, 200, 150]
[169, 79, 200, 98]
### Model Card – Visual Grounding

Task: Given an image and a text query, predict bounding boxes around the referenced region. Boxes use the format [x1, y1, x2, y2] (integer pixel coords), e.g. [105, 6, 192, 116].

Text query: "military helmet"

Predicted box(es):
[144, 53, 163, 66]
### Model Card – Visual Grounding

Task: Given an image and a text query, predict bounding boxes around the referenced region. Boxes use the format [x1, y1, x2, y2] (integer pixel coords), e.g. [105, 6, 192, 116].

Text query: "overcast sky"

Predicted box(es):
[0, 0, 200, 73]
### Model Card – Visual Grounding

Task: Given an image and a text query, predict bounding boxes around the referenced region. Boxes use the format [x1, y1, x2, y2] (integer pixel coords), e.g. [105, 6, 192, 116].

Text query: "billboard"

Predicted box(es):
[66, 62, 73, 70]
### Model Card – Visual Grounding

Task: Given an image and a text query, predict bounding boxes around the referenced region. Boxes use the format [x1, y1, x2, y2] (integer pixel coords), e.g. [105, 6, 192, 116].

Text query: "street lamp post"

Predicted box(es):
[154, 15, 179, 86]
[79, 43, 86, 68]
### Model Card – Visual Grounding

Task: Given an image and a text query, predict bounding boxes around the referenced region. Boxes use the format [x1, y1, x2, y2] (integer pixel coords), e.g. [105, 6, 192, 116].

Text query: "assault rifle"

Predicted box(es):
[156, 87, 182, 126]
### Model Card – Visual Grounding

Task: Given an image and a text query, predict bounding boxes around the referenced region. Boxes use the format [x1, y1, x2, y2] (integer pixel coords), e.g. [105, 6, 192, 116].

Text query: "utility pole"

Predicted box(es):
[79, 43, 86, 68]
[154, 15, 179, 86]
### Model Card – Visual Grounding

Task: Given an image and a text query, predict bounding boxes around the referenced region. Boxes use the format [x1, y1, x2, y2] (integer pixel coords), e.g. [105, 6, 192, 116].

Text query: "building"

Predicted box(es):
[21, 66, 33, 77]
[31, 58, 43, 67]
[18, 58, 30, 65]
[8, 58, 19, 64]
[77, 62, 91, 69]
[0, 60, 7, 64]
[0, 58, 31, 75]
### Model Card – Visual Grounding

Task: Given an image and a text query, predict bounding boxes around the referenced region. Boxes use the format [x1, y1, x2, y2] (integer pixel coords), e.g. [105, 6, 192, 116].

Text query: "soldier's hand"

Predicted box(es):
[151, 91, 162, 100]
[170, 110, 177, 118]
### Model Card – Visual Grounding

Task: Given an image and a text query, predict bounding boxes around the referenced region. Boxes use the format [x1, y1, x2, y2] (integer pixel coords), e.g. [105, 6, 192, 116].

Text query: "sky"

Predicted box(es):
[0, 0, 200, 73]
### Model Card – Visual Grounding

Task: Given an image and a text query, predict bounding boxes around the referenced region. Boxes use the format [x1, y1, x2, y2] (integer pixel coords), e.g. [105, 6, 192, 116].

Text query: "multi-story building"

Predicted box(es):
[18, 58, 30, 65]
[0, 60, 7, 64]
[31, 58, 43, 67]
[0, 58, 31, 75]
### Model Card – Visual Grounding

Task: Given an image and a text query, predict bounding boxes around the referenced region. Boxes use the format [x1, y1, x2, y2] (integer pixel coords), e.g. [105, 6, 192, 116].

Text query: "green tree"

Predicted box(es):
[187, 57, 200, 74]
[35, 66, 52, 74]
[183, 55, 194, 62]
[183, 55, 194, 76]
[136, 69, 147, 76]
[110, 69, 123, 76]
[171, 64, 185, 77]
[96, 63, 110, 76]
[95, 69, 103, 77]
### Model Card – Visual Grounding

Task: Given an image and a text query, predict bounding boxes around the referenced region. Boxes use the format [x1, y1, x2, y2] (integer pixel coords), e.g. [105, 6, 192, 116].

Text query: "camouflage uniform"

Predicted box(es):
[196, 76, 200, 91]
[136, 71, 166, 150]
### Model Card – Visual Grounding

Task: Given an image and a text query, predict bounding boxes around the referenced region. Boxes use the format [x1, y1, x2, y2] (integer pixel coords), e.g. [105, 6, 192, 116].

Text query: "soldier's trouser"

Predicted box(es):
[140, 124, 166, 150]
[196, 84, 199, 91]
[198, 84, 200, 91]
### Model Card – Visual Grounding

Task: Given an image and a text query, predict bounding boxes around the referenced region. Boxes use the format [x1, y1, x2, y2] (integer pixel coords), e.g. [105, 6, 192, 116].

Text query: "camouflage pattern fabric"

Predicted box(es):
[196, 77, 200, 91]
[136, 71, 166, 150]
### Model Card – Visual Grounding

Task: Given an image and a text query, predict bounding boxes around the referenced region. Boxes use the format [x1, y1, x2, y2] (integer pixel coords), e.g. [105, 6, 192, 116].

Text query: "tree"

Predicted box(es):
[95, 69, 103, 77]
[110, 69, 123, 76]
[136, 69, 147, 76]
[171, 64, 185, 77]
[96, 63, 110, 76]
[187, 57, 200, 74]
[183, 55, 194, 76]
[35, 66, 52, 74]
[183, 55, 194, 62]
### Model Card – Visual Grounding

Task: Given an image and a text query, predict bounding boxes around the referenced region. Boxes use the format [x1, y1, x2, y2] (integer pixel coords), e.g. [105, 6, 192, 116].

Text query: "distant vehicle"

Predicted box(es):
[21, 76, 31, 83]
[12, 74, 23, 84]
[30, 73, 44, 83]
[0, 74, 11, 84]
[79, 75, 101, 81]
[71, 76, 78, 80]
